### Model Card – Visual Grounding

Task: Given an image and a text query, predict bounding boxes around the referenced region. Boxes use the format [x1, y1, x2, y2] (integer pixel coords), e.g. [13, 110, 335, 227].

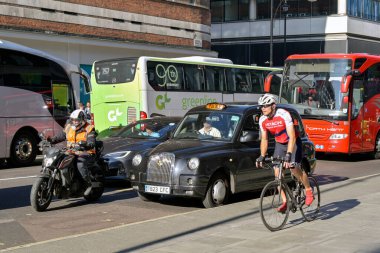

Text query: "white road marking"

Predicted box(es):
[0, 175, 37, 181]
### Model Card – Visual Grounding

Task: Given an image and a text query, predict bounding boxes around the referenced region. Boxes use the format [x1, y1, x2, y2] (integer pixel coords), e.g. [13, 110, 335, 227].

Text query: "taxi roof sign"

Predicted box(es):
[205, 103, 227, 110]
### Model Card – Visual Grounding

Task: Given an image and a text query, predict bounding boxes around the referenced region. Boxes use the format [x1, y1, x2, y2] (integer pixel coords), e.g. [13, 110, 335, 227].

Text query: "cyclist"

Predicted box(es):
[255, 93, 314, 212]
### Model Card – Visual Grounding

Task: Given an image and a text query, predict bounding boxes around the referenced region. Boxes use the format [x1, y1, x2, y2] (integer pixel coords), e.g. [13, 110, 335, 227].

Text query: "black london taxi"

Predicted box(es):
[129, 103, 316, 208]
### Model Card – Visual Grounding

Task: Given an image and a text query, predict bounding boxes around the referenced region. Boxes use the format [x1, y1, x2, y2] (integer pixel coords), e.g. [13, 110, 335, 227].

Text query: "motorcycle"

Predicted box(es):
[30, 133, 107, 212]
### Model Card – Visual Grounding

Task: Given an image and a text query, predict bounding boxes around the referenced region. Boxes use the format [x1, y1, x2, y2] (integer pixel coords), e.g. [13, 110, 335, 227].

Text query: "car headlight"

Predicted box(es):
[188, 157, 199, 170]
[132, 154, 142, 166]
[104, 151, 131, 159]
[329, 134, 348, 140]
[44, 156, 56, 167]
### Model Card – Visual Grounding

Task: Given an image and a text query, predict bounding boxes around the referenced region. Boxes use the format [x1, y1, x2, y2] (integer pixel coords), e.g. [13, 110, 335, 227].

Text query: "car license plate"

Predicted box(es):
[145, 185, 170, 194]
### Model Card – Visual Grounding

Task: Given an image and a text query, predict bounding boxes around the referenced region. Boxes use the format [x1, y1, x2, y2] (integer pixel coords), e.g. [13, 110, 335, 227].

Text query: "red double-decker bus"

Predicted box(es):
[265, 53, 380, 157]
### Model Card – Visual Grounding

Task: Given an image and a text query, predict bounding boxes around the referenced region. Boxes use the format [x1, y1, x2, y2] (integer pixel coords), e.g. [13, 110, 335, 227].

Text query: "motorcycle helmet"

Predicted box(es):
[258, 93, 276, 106]
[70, 109, 86, 130]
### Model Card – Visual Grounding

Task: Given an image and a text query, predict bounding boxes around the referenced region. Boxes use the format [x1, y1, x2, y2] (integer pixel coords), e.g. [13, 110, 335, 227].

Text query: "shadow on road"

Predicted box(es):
[0, 180, 133, 211]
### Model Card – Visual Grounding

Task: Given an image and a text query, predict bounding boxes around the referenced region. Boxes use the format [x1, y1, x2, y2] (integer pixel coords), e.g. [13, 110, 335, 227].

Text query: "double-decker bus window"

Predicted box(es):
[205, 66, 225, 92]
[94, 58, 137, 84]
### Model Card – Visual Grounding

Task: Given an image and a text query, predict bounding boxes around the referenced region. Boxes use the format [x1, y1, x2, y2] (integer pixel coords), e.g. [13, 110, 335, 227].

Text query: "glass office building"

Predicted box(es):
[211, 0, 380, 66]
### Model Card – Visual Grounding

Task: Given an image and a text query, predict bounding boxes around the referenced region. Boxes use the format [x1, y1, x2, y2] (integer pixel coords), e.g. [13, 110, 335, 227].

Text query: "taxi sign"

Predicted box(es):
[205, 103, 227, 110]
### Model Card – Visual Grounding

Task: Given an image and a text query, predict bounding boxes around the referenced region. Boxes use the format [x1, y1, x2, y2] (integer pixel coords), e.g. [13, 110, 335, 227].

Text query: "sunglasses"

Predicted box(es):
[260, 104, 273, 109]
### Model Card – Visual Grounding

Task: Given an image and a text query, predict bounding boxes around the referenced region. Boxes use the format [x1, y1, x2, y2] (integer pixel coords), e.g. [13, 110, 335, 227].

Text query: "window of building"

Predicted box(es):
[348, 0, 380, 22]
[211, 0, 338, 22]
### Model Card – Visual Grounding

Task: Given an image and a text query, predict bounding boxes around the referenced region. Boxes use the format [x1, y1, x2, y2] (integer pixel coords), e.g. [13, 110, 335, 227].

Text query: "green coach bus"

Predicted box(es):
[90, 56, 281, 135]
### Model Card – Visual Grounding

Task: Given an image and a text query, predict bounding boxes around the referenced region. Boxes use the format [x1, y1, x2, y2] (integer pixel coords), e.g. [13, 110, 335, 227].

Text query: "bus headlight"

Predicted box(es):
[132, 154, 142, 166]
[329, 134, 348, 140]
[188, 157, 199, 170]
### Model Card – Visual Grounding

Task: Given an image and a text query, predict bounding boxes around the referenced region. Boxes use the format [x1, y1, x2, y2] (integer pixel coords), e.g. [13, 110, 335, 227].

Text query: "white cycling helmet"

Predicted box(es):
[258, 93, 276, 106]
[70, 109, 86, 130]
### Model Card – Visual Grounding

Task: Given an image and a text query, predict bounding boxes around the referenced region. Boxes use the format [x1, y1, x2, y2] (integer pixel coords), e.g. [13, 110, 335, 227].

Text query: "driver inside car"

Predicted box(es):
[199, 119, 221, 138]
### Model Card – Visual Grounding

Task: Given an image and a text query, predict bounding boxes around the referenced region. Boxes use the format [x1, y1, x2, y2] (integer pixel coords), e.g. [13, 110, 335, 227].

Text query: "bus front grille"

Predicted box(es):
[147, 153, 175, 184]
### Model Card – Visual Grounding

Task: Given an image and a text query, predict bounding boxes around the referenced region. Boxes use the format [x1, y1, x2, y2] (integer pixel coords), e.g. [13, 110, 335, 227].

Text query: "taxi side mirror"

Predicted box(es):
[240, 131, 259, 143]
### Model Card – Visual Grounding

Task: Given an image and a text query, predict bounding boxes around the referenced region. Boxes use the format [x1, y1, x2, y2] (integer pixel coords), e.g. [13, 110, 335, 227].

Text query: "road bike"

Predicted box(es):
[259, 157, 320, 231]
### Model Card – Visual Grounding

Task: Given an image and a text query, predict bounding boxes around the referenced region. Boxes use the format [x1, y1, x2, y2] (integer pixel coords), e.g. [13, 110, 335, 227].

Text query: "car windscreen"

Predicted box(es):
[114, 120, 178, 139]
[173, 112, 241, 141]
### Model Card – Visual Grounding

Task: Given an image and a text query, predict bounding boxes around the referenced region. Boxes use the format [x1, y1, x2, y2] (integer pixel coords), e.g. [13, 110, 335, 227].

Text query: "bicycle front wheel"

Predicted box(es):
[300, 176, 320, 221]
[259, 180, 290, 231]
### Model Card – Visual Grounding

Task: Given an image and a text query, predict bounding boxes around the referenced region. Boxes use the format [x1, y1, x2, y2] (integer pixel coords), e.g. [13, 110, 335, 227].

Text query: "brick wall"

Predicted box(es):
[0, 0, 211, 49]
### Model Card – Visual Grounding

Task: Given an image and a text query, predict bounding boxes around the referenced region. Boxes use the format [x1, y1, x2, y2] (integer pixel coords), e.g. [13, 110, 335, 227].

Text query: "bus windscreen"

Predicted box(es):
[94, 59, 138, 84]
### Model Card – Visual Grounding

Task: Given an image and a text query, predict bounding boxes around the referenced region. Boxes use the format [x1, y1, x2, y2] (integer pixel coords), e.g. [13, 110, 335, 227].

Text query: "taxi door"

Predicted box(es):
[235, 113, 274, 192]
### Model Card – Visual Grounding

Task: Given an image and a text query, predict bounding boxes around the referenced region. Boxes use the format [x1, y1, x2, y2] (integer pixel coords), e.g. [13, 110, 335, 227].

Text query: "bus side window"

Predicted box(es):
[205, 67, 225, 92]
[250, 70, 263, 93]
[184, 65, 202, 91]
[235, 69, 251, 93]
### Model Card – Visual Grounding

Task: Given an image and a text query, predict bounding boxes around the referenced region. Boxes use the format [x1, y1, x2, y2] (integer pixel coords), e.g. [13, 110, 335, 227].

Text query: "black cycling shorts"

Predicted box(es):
[273, 137, 302, 168]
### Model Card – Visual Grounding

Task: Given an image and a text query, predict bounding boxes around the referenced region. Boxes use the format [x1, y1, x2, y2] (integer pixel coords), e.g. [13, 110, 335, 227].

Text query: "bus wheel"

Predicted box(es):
[10, 130, 38, 167]
[372, 134, 380, 159]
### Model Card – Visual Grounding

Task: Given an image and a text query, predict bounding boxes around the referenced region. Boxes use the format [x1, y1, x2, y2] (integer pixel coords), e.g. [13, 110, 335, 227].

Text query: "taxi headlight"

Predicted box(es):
[329, 134, 348, 140]
[132, 154, 142, 166]
[188, 157, 199, 170]
[104, 151, 131, 159]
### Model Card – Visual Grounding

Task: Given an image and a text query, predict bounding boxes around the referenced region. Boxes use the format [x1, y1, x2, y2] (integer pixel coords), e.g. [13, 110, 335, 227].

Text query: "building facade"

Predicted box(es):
[0, 0, 214, 102]
[211, 0, 380, 66]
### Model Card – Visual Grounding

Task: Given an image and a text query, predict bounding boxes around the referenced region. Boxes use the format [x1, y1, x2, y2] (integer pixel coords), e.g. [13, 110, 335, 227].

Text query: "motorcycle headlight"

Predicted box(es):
[104, 151, 131, 159]
[132, 154, 142, 166]
[44, 156, 56, 167]
[188, 157, 199, 170]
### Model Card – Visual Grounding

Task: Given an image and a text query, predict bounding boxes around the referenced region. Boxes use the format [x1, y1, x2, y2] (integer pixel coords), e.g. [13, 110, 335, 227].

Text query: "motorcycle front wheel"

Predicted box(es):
[30, 177, 53, 212]
[84, 186, 104, 201]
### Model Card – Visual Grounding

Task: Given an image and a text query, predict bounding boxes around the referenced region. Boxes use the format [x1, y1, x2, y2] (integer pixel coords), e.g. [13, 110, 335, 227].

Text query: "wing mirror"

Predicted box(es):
[240, 131, 259, 143]
[341, 70, 360, 93]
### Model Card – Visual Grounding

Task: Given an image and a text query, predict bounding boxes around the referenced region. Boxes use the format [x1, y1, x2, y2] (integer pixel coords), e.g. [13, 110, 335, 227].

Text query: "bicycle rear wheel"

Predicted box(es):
[259, 180, 290, 231]
[300, 176, 320, 221]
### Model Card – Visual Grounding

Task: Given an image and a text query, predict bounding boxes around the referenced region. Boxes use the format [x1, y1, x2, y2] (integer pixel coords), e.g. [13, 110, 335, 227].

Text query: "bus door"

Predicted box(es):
[350, 78, 365, 152]
[52, 82, 75, 131]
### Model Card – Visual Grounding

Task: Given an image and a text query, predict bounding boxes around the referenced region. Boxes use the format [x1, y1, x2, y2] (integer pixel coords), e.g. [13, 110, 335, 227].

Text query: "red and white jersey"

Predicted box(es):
[259, 108, 293, 144]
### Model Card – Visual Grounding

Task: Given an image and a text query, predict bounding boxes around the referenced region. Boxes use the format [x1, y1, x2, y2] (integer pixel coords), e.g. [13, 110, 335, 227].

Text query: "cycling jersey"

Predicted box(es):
[259, 108, 295, 144]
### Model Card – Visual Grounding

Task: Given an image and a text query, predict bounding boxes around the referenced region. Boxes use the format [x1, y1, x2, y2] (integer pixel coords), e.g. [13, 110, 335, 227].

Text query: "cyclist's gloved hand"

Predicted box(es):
[284, 152, 292, 163]
[256, 155, 265, 168]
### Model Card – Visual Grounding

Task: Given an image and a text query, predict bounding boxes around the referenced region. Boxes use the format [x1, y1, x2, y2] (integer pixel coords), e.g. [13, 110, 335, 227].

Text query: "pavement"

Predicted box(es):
[2, 173, 380, 253]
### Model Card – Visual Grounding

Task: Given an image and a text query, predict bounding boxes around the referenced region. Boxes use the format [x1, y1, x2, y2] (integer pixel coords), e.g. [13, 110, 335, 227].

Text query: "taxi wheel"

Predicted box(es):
[202, 172, 230, 208]
[138, 191, 161, 202]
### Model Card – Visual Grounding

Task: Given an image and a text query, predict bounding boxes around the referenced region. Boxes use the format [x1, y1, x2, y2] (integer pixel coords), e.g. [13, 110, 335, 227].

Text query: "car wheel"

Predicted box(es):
[202, 172, 230, 208]
[138, 191, 161, 202]
[10, 130, 38, 167]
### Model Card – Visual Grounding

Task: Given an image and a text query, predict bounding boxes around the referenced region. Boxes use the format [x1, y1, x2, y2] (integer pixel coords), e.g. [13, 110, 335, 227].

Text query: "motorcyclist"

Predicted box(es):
[47, 109, 96, 196]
